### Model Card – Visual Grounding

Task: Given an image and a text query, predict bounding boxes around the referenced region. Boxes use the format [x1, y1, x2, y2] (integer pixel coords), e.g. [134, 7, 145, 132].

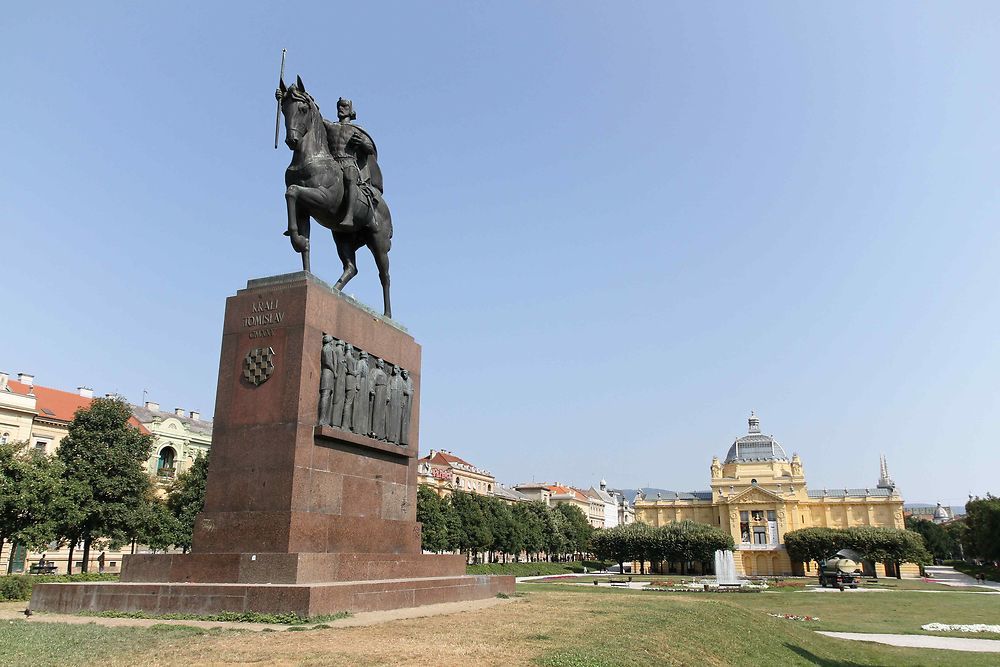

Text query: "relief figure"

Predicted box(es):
[370, 357, 390, 440]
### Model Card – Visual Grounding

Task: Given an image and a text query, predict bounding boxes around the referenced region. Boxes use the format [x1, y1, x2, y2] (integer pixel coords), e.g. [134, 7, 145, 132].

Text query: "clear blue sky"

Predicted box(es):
[3, 2, 998, 506]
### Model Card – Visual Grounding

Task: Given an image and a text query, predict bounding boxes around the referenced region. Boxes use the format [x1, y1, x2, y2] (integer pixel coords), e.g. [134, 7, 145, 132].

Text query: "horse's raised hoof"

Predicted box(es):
[289, 235, 309, 253]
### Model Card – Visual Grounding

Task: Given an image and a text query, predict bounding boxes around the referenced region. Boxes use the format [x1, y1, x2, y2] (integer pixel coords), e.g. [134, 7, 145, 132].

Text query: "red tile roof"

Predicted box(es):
[548, 485, 590, 503]
[420, 451, 473, 467]
[6, 380, 150, 434]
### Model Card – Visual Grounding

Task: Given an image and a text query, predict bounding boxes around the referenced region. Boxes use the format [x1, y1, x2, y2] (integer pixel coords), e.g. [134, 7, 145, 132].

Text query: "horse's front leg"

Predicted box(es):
[284, 185, 310, 254]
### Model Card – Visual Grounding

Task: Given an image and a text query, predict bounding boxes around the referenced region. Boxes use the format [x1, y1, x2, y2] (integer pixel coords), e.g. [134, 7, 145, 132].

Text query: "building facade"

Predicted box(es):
[0, 372, 211, 574]
[634, 413, 912, 577]
[417, 450, 496, 497]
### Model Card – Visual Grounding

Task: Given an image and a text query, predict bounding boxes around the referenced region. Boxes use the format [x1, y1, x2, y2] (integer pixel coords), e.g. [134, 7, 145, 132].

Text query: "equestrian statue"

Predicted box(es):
[276, 75, 394, 317]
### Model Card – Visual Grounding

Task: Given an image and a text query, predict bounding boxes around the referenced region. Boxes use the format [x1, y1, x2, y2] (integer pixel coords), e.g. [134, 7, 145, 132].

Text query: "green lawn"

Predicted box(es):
[0, 621, 233, 667]
[2, 582, 998, 666]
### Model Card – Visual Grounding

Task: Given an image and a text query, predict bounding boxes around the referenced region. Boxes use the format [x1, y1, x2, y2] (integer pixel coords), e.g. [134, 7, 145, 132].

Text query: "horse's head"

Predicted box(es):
[279, 75, 320, 150]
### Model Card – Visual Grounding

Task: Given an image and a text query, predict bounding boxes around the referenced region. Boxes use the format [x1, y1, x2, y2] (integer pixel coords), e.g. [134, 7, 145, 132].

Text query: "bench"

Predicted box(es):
[29, 564, 58, 575]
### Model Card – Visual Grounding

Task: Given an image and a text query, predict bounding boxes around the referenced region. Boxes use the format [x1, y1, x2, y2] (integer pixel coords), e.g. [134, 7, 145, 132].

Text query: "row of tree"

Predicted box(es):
[904, 516, 966, 561]
[783, 526, 930, 577]
[417, 486, 593, 562]
[963, 495, 1000, 562]
[0, 398, 208, 572]
[590, 521, 735, 574]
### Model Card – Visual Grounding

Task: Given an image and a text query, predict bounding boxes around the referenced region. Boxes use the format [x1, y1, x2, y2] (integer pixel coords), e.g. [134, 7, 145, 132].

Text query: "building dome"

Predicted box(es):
[724, 412, 788, 463]
[933, 503, 950, 521]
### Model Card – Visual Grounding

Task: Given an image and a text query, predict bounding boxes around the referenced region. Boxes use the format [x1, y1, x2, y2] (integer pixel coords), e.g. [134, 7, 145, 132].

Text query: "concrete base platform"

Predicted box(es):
[30, 574, 514, 617]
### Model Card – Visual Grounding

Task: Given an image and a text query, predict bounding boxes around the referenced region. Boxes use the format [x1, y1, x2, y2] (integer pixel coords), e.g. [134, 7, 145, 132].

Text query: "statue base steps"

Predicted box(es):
[29, 574, 514, 617]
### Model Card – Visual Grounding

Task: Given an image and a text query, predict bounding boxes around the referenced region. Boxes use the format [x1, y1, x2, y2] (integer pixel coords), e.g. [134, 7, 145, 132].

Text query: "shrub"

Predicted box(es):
[0, 573, 119, 602]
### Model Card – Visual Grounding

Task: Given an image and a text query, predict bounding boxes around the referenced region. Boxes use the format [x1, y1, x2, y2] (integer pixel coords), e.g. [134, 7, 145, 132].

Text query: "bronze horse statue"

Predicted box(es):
[278, 76, 394, 317]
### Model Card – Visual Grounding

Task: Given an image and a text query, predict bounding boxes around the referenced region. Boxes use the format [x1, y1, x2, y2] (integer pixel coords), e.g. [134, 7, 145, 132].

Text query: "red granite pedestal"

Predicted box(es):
[31, 272, 513, 616]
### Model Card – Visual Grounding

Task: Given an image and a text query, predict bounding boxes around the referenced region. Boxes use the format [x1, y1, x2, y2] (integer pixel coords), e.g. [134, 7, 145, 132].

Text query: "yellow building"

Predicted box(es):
[0, 372, 211, 574]
[635, 413, 914, 577]
[417, 450, 496, 498]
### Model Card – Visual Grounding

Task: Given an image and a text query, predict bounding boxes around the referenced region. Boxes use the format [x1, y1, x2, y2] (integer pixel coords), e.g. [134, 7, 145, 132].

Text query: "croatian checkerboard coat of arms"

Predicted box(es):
[243, 347, 275, 386]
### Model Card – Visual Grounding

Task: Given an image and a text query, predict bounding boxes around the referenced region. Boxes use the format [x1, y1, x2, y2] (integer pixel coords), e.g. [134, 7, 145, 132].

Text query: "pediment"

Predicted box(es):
[729, 485, 785, 505]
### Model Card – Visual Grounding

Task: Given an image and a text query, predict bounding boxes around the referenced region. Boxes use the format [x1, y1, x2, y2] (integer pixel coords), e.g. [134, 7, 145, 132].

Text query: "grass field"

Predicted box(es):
[2, 579, 997, 666]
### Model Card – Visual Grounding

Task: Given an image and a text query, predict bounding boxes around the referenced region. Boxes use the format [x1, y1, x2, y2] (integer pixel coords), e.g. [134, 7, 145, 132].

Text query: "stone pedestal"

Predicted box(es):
[31, 273, 512, 616]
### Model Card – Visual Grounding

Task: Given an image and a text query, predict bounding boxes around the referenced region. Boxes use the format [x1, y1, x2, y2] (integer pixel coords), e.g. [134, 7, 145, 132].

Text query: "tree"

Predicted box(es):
[55, 398, 154, 571]
[905, 516, 960, 561]
[166, 452, 210, 553]
[134, 492, 179, 553]
[784, 527, 843, 566]
[554, 503, 593, 558]
[541, 504, 569, 561]
[486, 498, 523, 563]
[448, 491, 492, 562]
[0, 440, 63, 558]
[514, 501, 546, 561]
[416, 486, 451, 553]
[965, 495, 1000, 562]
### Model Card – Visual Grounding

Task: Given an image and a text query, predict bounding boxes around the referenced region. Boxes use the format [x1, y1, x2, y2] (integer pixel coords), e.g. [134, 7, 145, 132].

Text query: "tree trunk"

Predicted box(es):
[66, 541, 75, 576]
[81, 535, 91, 573]
[895, 561, 902, 579]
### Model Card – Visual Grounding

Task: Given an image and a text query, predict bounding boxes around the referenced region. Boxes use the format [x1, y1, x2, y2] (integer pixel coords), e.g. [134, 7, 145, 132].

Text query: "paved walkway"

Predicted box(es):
[818, 631, 1000, 653]
[923, 565, 1000, 590]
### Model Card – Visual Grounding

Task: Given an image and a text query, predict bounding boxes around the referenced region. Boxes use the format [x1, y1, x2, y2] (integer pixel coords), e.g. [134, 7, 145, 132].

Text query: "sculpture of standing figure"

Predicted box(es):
[352, 351, 371, 434]
[342, 344, 357, 431]
[318, 335, 335, 425]
[330, 339, 348, 427]
[399, 368, 413, 446]
[370, 358, 390, 440]
[386, 365, 405, 443]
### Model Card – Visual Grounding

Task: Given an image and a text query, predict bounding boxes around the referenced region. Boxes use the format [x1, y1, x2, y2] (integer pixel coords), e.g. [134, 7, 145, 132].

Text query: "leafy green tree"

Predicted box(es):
[0, 440, 63, 557]
[55, 398, 154, 571]
[554, 503, 593, 558]
[944, 520, 969, 560]
[905, 516, 960, 561]
[134, 493, 179, 553]
[485, 498, 523, 563]
[166, 452, 210, 553]
[448, 491, 493, 562]
[784, 527, 843, 566]
[514, 501, 546, 561]
[965, 495, 1000, 561]
[655, 521, 734, 573]
[542, 504, 569, 561]
[416, 485, 451, 552]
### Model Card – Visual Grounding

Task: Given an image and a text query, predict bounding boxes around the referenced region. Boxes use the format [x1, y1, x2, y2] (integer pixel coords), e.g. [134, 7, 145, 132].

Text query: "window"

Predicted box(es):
[0, 432, 8, 444]
[157, 447, 176, 476]
[753, 527, 767, 544]
[34, 440, 48, 452]
[767, 510, 776, 521]
[751, 510, 763, 521]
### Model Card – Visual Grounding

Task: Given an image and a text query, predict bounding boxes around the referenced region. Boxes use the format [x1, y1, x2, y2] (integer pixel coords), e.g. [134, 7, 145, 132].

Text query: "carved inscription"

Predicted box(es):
[243, 298, 285, 339]
[318, 334, 413, 446]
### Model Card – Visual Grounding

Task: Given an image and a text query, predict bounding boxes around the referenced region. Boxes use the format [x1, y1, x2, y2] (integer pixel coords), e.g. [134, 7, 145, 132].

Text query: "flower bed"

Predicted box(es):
[768, 613, 820, 622]
[922, 623, 1000, 634]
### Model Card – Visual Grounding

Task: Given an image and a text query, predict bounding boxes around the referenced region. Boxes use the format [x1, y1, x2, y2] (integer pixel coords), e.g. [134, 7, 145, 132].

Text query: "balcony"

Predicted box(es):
[737, 543, 784, 551]
[156, 467, 176, 479]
